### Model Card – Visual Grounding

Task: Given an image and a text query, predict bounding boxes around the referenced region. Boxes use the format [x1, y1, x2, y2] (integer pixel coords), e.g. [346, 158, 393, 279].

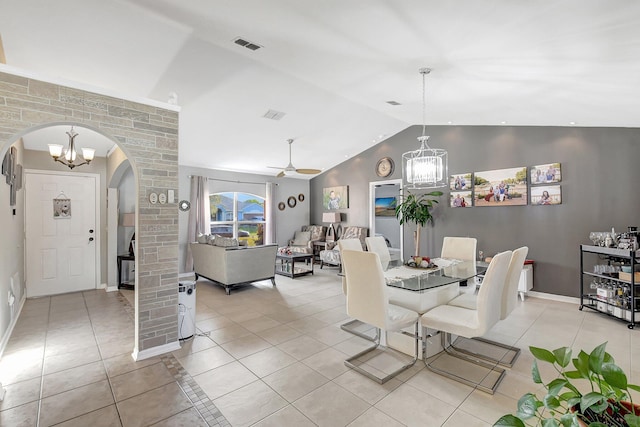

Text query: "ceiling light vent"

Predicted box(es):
[386, 100, 401, 106]
[263, 109, 286, 120]
[233, 37, 263, 51]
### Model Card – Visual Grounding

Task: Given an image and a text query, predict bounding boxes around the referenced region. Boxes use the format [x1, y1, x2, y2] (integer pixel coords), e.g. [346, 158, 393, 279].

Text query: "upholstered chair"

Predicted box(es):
[420, 250, 512, 394]
[283, 225, 326, 254]
[365, 236, 392, 271]
[441, 236, 477, 261]
[319, 226, 368, 268]
[341, 250, 419, 384]
[446, 246, 529, 367]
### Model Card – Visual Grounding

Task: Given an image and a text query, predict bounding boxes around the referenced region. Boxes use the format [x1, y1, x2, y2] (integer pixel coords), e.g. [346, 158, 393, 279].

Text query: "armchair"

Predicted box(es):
[319, 226, 368, 268]
[281, 225, 326, 255]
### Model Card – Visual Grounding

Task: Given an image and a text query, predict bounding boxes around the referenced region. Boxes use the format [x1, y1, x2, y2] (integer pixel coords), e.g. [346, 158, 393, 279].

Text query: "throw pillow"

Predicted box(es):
[197, 233, 208, 244]
[214, 236, 238, 247]
[292, 230, 311, 246]
[207, 234, 216, 245]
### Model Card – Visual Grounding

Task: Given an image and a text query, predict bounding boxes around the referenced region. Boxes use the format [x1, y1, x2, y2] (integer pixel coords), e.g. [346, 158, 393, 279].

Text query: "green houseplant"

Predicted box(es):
[495, 342, 640, 427]
[394, 191, 442, 258]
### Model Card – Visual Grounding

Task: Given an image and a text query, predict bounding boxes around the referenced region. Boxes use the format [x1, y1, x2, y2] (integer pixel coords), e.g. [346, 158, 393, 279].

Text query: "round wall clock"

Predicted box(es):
[278, 202, 286, 211]
[375, 157, 395, 177]
[287, 196, 297, 208]
[179, 200, 191, 211]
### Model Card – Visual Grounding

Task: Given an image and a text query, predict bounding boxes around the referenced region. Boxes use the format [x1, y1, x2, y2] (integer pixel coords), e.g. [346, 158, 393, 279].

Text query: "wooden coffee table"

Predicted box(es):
[275, 252, 314, 278]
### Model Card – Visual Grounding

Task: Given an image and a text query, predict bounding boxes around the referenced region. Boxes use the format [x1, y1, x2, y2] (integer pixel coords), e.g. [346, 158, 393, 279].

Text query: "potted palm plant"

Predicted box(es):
[394, 190, 443, 258]
[495, 342, 640, 427]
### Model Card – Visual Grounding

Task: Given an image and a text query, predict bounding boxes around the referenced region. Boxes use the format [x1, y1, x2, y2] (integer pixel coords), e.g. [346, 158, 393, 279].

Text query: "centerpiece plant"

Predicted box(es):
[394, 191, 442, 258]
[495, 342, 640, 427]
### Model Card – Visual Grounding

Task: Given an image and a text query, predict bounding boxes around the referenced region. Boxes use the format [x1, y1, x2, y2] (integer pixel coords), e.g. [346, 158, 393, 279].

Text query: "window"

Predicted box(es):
[210, 192, 265, 246]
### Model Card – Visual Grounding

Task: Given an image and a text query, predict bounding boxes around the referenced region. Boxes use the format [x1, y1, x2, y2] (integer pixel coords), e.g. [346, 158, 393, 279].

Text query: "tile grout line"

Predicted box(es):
[117, 291, 230, 427]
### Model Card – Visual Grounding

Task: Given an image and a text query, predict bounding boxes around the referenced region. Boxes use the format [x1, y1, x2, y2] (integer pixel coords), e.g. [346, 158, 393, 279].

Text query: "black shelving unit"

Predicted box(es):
[580, 245, 638, 329]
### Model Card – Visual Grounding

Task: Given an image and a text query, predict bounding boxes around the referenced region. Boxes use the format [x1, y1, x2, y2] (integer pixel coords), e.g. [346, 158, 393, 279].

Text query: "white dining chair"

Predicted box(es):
[441, 236, 477, 261]
[338, 239, 373, 340]
[420, 250, 512, 394]
[446, 246, 528, 367]
[365, 236, 391, 270]
[342, 250, 420, 384]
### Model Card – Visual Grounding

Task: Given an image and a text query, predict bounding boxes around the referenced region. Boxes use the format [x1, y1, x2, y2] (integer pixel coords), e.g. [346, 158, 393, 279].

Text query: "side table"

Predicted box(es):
[117, 253, 135, 289]
[312, 241, 326, 261]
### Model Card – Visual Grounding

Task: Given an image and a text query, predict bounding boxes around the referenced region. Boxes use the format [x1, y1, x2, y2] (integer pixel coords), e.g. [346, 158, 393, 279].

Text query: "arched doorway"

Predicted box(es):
[0, 69, 180, 360]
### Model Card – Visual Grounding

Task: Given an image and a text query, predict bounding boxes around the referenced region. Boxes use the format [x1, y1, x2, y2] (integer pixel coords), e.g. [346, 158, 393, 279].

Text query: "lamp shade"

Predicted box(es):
[322, 212, 341, 223]
[120, 213, 135, 227]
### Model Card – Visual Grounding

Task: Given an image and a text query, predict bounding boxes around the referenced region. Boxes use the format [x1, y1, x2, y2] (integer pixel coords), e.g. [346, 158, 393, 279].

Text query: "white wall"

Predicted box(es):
[0, 140, 25, 351]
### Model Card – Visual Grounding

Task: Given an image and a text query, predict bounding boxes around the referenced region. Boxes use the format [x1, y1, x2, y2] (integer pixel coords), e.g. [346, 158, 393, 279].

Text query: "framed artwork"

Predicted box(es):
[531, 185, 562, 205]
[450, 173, 473, 191]
[474, 167, 528, 207]
[1, 149, 13, 184]
[450, 191, 473, 208]
[287, 196, 297, 208]
[53, 198, 72, 218]
[530, 163, 561, 184]
[375, 197, 397, 216]
[323, 185, 349, 210]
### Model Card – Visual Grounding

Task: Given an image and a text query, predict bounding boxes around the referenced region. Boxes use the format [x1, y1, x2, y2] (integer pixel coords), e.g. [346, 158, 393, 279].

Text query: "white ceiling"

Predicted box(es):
[2, 0, 639, 178]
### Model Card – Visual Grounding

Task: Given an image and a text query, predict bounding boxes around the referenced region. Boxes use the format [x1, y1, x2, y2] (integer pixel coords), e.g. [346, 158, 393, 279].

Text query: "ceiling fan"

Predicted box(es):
[268, 139, 321, 178]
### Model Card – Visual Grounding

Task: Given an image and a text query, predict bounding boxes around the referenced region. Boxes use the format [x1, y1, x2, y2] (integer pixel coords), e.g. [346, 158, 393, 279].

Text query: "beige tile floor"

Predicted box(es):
[2, 266, 640, 426]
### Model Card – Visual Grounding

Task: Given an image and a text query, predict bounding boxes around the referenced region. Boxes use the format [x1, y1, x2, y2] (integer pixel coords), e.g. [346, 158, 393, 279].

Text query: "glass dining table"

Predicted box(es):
[383, 258, 486, 315]
[382, 258, 486, 358]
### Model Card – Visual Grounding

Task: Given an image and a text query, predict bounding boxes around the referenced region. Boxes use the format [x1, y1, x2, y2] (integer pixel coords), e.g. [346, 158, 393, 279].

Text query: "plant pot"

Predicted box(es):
[572, 400, 640, 426]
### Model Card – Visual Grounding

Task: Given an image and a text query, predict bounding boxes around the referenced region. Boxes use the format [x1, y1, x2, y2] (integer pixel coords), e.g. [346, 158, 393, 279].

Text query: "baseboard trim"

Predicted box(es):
[0, 295, 26, 359]
[132, 341, 181, 361]
[527, 291, 580, 305]
[105, 285, 119, 293]
[179, 271, 195, 279]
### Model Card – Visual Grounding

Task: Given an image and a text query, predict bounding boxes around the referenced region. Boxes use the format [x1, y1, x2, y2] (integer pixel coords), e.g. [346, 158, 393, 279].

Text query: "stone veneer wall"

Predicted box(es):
[0, 71, 179, 354]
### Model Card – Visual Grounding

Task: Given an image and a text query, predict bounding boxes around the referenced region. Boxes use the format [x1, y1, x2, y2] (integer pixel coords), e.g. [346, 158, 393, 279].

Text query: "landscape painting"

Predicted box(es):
[375, 197, 397, 216]
[474, 167, 528, 207]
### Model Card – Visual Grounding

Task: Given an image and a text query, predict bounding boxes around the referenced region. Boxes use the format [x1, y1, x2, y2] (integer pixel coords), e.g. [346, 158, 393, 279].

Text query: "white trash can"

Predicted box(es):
[178, 281, 197, 339]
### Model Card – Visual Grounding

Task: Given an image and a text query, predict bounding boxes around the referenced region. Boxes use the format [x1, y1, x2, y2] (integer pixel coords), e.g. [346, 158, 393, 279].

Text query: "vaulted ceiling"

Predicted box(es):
[2, 0, 639, 178]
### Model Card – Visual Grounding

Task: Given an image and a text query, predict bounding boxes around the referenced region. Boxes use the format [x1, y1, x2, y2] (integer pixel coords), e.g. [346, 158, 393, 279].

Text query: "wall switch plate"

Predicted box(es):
[168, 190, 175, 203]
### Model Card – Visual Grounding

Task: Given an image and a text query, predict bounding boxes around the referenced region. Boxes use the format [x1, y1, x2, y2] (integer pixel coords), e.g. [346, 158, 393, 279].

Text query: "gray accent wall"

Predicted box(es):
[310, 125, 640, 297]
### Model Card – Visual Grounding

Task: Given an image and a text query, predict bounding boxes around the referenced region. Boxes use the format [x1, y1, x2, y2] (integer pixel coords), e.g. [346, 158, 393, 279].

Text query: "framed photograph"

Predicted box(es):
[53, 198, 72, 219]
[375, 197, 397, 216]
[530, 163, 561, 184]
[323, 185, 349, 210]
[450, 191, 473, 208]
[474, 167, 528, 207]
[531, 185, 562, 205]
[450, 173, 473, 191]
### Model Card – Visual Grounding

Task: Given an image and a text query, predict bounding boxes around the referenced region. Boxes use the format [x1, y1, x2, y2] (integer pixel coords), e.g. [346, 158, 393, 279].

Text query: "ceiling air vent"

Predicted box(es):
[233, 37, 263, 51]
[262, 110, 286, 121]
[386, 100, 401, 106]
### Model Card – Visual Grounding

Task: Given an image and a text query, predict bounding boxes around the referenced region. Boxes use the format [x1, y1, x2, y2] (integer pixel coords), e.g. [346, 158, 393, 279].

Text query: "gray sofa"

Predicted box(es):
[190, 242, 278, 295]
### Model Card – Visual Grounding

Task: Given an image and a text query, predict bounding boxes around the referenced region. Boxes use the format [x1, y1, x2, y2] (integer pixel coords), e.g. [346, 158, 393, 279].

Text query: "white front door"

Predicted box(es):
[25, 171, 98, 297]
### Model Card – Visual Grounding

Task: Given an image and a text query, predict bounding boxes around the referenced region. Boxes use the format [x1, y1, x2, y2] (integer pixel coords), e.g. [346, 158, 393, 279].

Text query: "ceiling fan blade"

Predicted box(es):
[295, 168, 322, 175]
[276, 171, 286, 178]
[267, 166, 287, 170]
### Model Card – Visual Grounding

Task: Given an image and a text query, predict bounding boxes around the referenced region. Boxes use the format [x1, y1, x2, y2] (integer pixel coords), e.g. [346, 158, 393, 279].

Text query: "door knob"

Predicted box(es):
[89, 237, 94, 242]
[89, 229, 94, 233]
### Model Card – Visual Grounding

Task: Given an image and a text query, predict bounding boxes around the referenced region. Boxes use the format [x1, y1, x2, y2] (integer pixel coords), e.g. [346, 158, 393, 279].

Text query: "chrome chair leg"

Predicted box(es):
[422, 331, 506, 394]
[448, 336, 521, 368]
[344, 322, 419, 384]
[340, 319, 377, 341]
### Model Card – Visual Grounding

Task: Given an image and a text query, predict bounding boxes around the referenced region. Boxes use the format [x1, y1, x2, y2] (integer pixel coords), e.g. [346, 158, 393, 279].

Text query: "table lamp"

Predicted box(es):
[120, 213, 135, 255]
[323, 212, 341, 242]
